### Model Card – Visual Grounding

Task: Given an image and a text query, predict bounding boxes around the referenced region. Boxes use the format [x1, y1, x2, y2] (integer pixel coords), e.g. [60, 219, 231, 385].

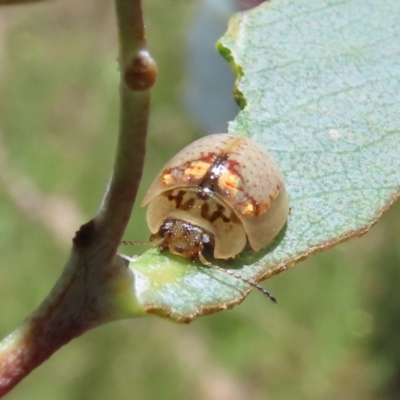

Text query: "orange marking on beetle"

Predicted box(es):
[241, 203, 254, 216]
[184, 161, 211, 180]
[218, 172, 241, 197]
[161, 173, 174, 185]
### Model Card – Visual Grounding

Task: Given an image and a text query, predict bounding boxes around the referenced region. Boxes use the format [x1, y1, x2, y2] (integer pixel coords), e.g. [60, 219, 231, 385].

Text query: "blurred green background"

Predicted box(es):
[0, 1, 399, 399]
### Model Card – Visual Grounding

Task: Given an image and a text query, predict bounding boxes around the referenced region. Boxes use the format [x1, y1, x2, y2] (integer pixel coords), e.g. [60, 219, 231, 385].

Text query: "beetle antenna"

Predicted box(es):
[198, 253, 277, 304]
[120, 240, 157, 247]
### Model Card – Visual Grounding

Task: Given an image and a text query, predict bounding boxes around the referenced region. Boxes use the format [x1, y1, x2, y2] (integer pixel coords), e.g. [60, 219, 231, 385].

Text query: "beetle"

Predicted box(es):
[127, 134, 289, 301]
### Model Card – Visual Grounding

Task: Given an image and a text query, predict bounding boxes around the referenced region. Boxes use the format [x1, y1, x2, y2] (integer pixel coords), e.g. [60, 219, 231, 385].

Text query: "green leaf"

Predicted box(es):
[127, 0, 400, 322]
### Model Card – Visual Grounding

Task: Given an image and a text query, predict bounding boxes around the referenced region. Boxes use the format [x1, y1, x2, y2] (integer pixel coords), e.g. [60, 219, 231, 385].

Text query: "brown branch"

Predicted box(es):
[0, 0, 157, 396]
[95, 0, 157, 256]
